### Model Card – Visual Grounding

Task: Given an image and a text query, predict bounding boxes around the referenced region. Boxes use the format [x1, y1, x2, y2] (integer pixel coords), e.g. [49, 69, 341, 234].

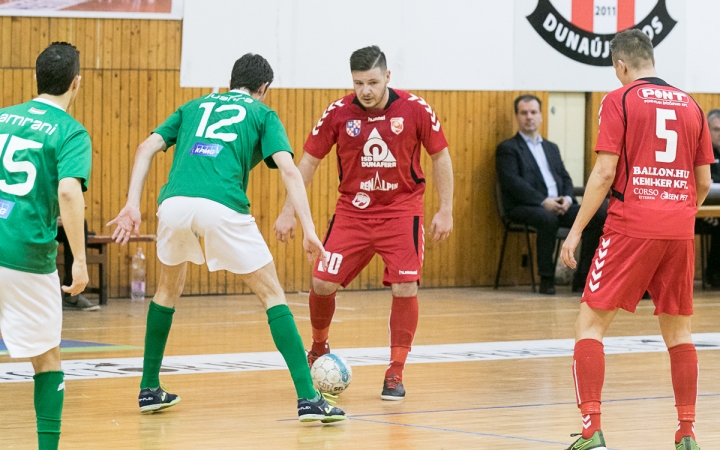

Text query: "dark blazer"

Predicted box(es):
[496, 132, 576, 214]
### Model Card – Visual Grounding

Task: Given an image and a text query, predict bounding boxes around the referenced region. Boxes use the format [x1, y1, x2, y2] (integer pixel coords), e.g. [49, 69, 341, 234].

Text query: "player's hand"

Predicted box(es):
[560, 229, 581, 269]
[106, 204, 141, 245]
[430, 210, 453, 242]
[62, 260, 88, 296]
[303, 233, 328, 270]
[542, 198, 563, 215]
[274, 211, 297, 243]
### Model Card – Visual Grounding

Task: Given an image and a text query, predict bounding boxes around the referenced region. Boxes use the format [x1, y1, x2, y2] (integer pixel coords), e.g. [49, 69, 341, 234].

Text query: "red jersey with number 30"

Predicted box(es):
[596, 77, 714, 240]
[304, 88, 448, 218]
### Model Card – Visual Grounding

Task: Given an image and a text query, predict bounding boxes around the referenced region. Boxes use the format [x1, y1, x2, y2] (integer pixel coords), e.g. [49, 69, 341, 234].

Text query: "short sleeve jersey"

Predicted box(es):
[154, 90, 292, 215]
[304, 89, 448, 218]
[596, 77, 714, 239]
[0, 99, 92, 274]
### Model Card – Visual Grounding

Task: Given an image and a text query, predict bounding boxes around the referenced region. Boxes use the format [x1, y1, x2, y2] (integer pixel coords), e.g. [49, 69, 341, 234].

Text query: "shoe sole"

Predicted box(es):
[298, 414, 347, 423]
[139, 397, 181, 414]
[380, 394, 405, 401]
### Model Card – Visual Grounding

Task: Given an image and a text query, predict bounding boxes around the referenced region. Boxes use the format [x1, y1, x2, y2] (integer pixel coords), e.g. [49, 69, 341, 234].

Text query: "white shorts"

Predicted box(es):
[0, 266, 62, 358]
[156, 196, 273, 274]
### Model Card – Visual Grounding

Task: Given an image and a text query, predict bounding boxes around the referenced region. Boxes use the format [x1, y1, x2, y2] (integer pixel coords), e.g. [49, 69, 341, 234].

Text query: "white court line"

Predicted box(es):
[0, 333, 718, 383]
[287, 302, 355, 311]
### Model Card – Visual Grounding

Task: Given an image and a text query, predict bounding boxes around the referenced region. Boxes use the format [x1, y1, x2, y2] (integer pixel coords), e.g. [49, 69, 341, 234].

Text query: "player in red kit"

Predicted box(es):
[275, 45, 454, 400]
[561, 30, 713, 450]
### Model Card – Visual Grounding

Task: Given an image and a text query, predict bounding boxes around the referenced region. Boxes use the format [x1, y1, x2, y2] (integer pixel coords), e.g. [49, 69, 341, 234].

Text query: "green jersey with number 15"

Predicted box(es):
[154, 90, 292, 214]
[0, 98, 92, 274]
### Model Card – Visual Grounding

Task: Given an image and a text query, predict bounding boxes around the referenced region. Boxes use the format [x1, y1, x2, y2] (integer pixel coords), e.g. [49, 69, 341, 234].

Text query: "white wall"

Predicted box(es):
[181, 0, 720, 92]
[547, 93, 586, 186]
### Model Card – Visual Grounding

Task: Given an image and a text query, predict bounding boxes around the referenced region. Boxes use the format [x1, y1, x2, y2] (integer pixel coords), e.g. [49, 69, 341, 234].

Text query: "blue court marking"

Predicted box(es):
[281, 393, 720, 422]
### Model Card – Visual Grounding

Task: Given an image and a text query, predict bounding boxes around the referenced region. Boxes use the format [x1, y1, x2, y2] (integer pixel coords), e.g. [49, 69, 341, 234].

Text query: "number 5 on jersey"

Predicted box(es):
[0, 134, 43, 196]
[317, 252, 343, 275]
[655, 108, 677, 163]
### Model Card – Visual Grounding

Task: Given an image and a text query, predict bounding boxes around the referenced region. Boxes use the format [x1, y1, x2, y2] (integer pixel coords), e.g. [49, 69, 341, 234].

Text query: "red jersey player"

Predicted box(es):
[275, 45, 454, 400]
[561, 30, 713, 450]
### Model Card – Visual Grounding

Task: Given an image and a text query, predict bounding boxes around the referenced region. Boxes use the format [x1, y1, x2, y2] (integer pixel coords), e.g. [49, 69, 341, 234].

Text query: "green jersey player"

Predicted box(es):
[108, 53, 346, 422]
[0, 42, 91, 450]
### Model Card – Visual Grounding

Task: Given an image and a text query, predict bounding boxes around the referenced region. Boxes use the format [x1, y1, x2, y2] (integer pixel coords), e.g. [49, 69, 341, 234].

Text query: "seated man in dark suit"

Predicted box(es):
[496, 94, 606, 294]
[695, 108, 720, 287]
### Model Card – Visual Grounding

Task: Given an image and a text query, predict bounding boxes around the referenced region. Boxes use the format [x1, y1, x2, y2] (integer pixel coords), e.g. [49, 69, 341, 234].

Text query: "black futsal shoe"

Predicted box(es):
[297, 391, 347, 423]
[138, 385, 180, 414]
[381, 374, 406, 400]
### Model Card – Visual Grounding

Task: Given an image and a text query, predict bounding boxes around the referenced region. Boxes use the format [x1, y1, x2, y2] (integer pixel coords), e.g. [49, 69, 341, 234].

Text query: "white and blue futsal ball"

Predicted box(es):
[310, 353, 352, 394]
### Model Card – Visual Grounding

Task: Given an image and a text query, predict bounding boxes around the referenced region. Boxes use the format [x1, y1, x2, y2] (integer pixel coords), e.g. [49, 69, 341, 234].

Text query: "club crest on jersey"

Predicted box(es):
[390, 117, 404, 135]
[352, 192, 371, 209]
[189, 142, 223, 157]
[526, 0, 677, 66]
[346, 120, 361, 137]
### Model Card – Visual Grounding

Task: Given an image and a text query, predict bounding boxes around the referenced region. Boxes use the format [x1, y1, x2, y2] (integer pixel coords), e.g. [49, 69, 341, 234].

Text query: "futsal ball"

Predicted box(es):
[310, 353, 352, 394]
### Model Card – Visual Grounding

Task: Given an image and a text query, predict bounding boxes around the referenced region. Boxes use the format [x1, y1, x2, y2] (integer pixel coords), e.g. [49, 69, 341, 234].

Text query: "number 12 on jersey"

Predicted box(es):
[195, 102, 246, 143]
[655, 108, 677, 163]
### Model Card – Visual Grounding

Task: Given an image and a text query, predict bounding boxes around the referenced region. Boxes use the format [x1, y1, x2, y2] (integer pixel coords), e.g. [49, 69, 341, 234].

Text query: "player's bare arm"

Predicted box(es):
[274, 152, 322, 243]
[107, 133, 167, 245]
[272, 151, 328, 269]
[695, 164, 712, 206]
[561, 151, 618, 269]
[429, 148, 454, 241]
[58, 177, 89, 295]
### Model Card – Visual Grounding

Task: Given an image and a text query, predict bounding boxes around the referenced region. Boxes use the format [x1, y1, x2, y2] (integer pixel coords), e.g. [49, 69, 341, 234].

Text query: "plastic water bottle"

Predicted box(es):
[131, 247, 146, 301]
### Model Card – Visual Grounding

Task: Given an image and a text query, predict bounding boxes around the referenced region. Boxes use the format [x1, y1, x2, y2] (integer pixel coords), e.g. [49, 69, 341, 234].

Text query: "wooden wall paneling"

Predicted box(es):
[0, 18, 11, 68]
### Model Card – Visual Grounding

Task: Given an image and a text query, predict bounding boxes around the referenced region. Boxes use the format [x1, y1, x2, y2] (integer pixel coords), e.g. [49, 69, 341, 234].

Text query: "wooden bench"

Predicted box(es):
[57, 234, 155, 305]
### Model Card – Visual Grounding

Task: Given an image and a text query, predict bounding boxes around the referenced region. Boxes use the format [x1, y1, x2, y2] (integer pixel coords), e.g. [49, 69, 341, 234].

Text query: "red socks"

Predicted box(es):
[573, 339, 604, 439]
[669, 343, 698, 443]
[308, 289, 335, 355]
[386, 296, 418, 379]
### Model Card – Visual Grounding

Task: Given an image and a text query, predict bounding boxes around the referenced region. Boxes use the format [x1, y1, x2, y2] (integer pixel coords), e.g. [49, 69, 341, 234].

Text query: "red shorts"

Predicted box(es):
[581, 229, 694, 315]
[313, 214, 424, 287]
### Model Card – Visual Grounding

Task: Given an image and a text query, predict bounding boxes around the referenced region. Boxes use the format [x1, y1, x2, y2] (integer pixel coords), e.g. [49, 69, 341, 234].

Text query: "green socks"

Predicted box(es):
[140, 301, 175, 389]
[267, 304, 316, 400]
[34, 371, 64, 450]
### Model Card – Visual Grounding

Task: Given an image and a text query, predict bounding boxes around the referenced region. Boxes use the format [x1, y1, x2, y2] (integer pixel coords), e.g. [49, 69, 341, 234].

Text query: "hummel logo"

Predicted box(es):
[582, 415, 591, 429]
[57, 382, 65, 391]
[589, 281, 600, 292]
[594, 259, 605, 270]
[601, 237, 610, 248]
[591, 270, 602, 281]
[598, 248, 608, 259]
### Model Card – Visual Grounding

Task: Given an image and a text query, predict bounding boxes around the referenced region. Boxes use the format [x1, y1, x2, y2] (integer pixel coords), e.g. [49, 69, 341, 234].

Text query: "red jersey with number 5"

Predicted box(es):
[304, 88, 448, 218]
[596, 77, 714, 239]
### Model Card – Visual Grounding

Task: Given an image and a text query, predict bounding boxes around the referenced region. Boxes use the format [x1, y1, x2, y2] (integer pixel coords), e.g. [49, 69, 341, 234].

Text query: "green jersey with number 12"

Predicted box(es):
[0, 99, 92, 274]
[154, 90, 292, 214]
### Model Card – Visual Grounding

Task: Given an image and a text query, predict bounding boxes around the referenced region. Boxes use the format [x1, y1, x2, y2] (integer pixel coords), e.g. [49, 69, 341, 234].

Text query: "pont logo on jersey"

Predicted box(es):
[526, 0, 677, 66]
[346, 120, 361, 137]
[637, 87, 689, 106]
[362, 129, 396, 168]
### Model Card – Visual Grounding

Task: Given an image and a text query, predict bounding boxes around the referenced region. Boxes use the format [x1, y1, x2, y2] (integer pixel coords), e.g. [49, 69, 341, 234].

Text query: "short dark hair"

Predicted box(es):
[514, 94, 542, 114]
[350, 46, 387, 72]
[229, 53, 274, 93]
[35, 42, 80, 96]
[707, 109, 720, 122]
[610, 29, 654, 69]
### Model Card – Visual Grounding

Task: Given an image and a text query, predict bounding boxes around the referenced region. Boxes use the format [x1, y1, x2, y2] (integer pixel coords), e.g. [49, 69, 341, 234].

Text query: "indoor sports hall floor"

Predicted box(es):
[1, 287, 718, 449]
